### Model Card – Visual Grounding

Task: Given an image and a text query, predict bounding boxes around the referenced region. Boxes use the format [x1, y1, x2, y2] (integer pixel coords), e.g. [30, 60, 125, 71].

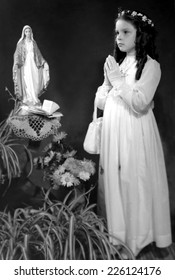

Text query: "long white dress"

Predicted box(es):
[23, 41, 40, 105]
[96, 54, 172, 256]
[13, 38, 50, 106]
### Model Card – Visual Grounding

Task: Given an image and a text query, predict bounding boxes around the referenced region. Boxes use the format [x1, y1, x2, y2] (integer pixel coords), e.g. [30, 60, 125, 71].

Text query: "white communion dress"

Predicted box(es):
[95, 54, 172, 256]
[23, 41, 40, 105]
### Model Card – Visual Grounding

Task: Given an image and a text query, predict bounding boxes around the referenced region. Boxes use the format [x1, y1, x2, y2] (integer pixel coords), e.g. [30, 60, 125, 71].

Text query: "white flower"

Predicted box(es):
[78, 171, 90, 181]
[52, 166, 65, 181]
[44, 156, 52, 165]
[60, 172, 79, 187]
[81, 159, 95, 175]
[33, 157, 38, 165]
[53, 132, 67, 143]
[63, 157, 81, 175]
[131, 11, 137, 16]
[52, 170, 61, 183]
[42, 143, 52, 153]
[63, 150, 77, 158]
[142, 16, 147, 21]
[148, 19, 153, 26]
[55, 152, 62, 162]
[58, 165, 66, 173]
[72, 177, 80, 186]
[43, 150, 54, 165]
[43, 150, 55, 165]
[48, 150, 55, 158]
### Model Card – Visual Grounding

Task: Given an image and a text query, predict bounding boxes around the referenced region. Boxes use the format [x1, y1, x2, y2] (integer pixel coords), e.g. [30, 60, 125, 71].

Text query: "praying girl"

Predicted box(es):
[95, 9, 172, 257]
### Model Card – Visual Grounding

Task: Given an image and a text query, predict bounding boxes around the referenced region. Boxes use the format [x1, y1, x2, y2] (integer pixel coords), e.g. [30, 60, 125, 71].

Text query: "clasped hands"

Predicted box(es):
[104, 55, 121, 87]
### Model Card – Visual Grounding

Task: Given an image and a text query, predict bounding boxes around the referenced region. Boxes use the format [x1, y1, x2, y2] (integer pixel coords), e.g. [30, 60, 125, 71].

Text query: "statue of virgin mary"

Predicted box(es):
[13, 25, 50, 107]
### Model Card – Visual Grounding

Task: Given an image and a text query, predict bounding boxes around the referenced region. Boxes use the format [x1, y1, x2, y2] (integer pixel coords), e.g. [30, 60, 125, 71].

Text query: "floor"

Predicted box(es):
[137, 242, 175, 260]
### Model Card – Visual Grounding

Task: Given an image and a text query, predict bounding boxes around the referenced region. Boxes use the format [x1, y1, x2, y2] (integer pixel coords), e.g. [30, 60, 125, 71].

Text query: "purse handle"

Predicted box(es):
[92, 99, 98, 122]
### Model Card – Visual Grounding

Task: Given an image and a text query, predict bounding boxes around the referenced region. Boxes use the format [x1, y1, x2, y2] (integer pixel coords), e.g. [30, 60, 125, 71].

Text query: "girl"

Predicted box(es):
[95, 9, 172, 257]
[13, 25, 50, 107]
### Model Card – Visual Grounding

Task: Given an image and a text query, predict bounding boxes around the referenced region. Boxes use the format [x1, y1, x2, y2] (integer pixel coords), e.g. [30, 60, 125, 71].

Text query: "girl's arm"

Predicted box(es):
[118, 59, 161, 114]
[95, 65, 112, 110]
[95, 83, 112, 110]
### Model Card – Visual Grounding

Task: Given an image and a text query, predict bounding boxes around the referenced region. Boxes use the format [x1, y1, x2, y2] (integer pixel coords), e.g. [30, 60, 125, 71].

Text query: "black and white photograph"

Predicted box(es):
[0, 0, 174, 272]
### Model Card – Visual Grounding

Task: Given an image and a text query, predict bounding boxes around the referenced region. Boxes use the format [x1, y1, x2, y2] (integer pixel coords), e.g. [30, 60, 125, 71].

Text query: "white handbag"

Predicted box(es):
[83, 100, 103, 154]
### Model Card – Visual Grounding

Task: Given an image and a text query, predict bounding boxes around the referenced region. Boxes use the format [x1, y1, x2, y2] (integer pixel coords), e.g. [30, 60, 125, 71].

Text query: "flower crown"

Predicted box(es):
[118, 10, 154, 27]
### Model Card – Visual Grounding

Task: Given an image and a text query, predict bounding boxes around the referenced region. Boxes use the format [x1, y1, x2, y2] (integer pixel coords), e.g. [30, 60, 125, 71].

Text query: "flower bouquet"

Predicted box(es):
[33, 131, 95, 199]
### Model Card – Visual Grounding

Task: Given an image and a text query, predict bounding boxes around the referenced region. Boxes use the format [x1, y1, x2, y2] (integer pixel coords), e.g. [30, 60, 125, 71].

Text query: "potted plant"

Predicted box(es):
[0, 188, 135, 260]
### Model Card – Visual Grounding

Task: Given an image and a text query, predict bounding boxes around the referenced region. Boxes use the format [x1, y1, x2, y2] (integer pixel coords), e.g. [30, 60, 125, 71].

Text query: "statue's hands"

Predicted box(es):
[13, 65, 18, 83]
[43, 62, 50, 88]
[44, 62, 49, 71]
[104, 55, 121, 86]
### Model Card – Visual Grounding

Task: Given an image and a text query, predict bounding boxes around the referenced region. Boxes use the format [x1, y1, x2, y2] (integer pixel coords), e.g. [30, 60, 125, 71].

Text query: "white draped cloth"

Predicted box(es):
[23, 41, 40, 105]
[96, 55, 172, 256]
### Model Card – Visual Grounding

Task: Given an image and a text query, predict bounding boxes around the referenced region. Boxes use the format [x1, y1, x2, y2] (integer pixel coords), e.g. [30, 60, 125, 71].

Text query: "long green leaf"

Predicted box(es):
[68, 215, 74, 259]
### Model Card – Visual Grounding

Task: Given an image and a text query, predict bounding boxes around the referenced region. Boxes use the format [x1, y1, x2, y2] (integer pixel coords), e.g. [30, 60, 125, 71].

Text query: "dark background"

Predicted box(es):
[0, 0, 175, 218]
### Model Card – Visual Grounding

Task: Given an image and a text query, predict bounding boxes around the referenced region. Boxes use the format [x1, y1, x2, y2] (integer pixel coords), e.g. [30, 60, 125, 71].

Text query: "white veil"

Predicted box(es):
[17, 25, 34, 43]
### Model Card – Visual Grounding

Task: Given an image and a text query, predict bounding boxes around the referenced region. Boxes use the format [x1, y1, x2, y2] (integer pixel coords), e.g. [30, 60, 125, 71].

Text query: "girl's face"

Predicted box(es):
[24, 28, 31, 39]
[115, 19, 136, 55]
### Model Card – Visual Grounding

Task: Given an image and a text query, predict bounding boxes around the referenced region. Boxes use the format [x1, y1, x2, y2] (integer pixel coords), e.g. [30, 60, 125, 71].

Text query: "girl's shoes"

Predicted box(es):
[114, 245, 130, 260]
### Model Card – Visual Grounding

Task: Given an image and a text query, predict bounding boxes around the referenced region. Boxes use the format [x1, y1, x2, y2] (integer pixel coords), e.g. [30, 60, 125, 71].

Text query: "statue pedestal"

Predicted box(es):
[7, 114, 61, 141]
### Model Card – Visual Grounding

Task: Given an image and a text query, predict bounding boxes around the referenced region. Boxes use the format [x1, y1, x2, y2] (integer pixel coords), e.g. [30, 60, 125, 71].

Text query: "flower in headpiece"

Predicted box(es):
[148, 19, 154, 26]
[131, 11, 137, 16]
[142, 16, 147, 21]
[130, 10, 154, 26]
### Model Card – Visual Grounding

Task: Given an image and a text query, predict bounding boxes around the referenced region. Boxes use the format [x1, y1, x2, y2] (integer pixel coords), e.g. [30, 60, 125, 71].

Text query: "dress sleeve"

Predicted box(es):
[95, 82, 112, 110]
[117, 59, 161, 114]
